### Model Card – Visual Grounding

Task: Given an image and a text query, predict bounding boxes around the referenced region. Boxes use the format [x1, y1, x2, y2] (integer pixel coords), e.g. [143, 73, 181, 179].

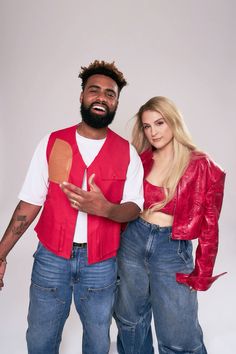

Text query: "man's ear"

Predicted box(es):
[80, 92, 83, 103]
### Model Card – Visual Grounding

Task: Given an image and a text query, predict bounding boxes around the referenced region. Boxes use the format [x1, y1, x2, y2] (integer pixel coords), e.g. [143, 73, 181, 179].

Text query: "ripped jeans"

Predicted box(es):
[114, 217, 207, 354]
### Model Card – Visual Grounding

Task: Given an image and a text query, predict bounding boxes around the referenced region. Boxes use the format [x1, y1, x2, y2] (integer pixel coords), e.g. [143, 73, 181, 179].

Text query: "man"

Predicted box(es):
[0, 60, 143, 354]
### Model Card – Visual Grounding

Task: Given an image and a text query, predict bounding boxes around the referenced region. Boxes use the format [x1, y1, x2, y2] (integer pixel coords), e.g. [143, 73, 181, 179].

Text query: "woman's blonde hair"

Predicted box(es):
[132, 96, 198, 211]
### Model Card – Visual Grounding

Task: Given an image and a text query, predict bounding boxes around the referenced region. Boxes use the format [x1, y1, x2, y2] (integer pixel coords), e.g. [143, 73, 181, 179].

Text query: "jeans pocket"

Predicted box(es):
[178, 240, 193, 266]
[31, 282, 66, 305]
[86, 279, 117, 314]
[88, 279, 117, 293]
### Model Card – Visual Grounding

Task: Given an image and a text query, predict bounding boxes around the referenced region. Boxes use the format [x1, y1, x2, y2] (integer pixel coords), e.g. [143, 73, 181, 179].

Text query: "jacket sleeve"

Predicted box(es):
[176, 171, 226, 291]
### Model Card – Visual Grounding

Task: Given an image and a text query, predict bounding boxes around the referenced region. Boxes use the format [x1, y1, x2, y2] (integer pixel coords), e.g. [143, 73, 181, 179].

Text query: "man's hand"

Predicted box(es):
[60, 174, 141, 223]
[60, 174, 111, 217]
[0, 259, 7, 290]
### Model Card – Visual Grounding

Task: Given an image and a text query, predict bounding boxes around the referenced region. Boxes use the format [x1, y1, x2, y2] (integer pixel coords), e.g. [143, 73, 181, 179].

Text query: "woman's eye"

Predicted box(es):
[143, 125, 150, 129]
[156, 120, 164, 126]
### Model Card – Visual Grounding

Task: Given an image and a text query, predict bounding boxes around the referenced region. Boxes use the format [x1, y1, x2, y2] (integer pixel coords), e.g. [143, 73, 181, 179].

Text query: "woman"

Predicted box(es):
[114, 96, 226, 354]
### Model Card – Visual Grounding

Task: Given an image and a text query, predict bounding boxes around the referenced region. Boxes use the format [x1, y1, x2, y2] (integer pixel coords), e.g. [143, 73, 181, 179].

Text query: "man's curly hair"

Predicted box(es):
[79, 60, 127, 92]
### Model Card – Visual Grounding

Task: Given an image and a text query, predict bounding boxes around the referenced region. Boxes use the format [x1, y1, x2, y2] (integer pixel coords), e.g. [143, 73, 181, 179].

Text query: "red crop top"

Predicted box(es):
[143, 179, 176, 215]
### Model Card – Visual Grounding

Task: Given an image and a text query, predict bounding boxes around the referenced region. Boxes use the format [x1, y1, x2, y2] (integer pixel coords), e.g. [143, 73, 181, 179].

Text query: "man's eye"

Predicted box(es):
[107, 92, 115, 98]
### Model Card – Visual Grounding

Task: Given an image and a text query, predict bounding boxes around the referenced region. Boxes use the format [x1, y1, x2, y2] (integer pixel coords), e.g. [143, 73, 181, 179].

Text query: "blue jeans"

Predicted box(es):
[114, 218, 207, 354]
[26, 242, 117, 354]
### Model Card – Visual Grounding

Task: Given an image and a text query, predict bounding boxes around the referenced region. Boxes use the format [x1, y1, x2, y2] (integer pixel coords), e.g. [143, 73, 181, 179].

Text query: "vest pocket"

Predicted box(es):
[99, 165, 126, 180]
[99, 169, 126, 203]
[36, 215, 66, 253]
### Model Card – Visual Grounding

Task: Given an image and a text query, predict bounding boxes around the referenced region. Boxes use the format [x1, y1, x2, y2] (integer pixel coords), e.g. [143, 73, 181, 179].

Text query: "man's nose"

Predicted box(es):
[96, 91, 107, 102]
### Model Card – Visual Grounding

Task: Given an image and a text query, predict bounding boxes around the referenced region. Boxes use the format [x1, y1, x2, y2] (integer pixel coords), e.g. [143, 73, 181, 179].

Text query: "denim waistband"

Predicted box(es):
[136, 217, 172, 233]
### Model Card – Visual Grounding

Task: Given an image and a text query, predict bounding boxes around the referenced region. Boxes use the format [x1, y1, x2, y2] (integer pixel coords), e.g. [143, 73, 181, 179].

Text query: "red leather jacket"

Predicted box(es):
[141, 149, 226, 291]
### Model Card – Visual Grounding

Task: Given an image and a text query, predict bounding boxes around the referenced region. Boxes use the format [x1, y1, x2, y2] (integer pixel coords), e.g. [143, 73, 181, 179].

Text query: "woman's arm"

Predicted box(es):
[176, 171, 226, 291]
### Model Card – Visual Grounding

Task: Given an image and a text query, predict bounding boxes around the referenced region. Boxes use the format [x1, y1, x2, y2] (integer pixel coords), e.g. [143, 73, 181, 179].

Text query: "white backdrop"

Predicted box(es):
[0, 1, 235, 353]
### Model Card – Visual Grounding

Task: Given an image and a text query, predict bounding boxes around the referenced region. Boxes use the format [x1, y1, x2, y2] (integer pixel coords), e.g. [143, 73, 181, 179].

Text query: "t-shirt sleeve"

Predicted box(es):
[18, 135, 49, 206]
[120, 144, 144, 210]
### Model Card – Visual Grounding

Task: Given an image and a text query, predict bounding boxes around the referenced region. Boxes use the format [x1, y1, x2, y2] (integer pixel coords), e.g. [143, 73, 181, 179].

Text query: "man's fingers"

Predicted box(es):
[0, 261, 7, 290]
[88, 174, 101, 192]
[61, 183, 87, 199]
[68, 191, 85, 201]
[60, 179, 103, 213]
[61, 182, 83, 194]
[88, 174, 95, 190]
[70, 199, 80, 209]
[69, 194, 85, 210]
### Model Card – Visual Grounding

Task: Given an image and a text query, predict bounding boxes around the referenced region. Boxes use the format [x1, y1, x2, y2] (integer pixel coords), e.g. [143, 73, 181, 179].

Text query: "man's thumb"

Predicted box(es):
[88, 174, 100, 192]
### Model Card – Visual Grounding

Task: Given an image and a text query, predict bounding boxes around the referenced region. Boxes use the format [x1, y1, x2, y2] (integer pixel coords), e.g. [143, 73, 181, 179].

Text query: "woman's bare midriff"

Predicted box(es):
[140, 209, 173, 227]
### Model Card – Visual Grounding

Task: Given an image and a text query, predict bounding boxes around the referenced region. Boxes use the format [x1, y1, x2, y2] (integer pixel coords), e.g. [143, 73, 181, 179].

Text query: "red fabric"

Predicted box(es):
[143, 179, 176, 215]
[35, 125, 130, 264]
[140, 149, 226, 291]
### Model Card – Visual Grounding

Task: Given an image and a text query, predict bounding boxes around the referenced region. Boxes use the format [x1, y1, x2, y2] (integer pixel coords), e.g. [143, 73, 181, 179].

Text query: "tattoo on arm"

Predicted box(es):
[16, 215, 27, 221]
[6, 204, 30, 238]
[0, 202, 41, 259]
[11, 216, 29, 236]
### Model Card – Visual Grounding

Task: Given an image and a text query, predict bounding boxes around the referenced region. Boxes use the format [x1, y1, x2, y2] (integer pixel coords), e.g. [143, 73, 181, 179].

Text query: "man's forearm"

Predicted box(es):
[61, 182, 141, 222]
[104, 201, 140, 223]
[0, 201, 41, 259]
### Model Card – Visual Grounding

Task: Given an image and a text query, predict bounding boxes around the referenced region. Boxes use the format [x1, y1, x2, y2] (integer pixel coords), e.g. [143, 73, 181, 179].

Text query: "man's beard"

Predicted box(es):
[80, 101, 117, 129]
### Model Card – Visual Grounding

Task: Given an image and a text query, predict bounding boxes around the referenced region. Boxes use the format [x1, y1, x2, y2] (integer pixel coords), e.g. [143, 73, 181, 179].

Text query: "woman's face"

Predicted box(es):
[141, 110, 174, 151]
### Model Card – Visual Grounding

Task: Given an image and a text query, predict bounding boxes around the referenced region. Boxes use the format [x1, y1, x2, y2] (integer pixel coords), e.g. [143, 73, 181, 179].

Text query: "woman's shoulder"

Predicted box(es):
[189, 150, 225, 180]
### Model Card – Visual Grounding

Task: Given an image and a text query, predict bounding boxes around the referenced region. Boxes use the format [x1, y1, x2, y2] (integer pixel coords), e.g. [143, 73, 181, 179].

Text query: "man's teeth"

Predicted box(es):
[93, 105, 106, 112]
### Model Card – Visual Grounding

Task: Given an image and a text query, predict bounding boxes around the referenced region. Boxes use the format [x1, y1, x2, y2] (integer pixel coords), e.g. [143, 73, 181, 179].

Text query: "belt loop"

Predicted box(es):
[71, 247, 75, 259]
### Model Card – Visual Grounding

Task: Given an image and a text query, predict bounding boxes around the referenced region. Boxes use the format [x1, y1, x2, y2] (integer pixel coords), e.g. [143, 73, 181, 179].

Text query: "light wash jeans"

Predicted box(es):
[26, 242, 117, 354]
[114, 217, 207, 354]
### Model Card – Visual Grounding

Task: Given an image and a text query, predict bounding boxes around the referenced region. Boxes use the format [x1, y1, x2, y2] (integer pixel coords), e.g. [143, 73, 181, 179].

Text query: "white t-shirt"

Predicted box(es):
[18, 131, 144, 242]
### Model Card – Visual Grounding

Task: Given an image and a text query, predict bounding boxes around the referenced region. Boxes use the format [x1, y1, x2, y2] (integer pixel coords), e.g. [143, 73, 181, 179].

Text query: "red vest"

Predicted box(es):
[35, 125, 130, 264]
